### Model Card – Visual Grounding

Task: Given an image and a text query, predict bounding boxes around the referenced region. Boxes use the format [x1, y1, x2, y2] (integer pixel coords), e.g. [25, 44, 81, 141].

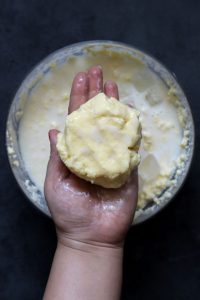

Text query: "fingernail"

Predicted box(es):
[105, 80, 115, 87]
[77, 72, 87, 83]
[90, 66, 102, 77]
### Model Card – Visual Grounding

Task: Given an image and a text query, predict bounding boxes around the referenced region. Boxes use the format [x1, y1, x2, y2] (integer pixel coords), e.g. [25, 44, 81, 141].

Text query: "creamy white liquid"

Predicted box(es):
[19, 50, 184, 209]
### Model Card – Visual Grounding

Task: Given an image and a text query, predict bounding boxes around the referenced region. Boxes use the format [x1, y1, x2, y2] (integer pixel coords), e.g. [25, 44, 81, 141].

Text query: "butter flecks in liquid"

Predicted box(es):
[18, 50, 185, 209]
[56, 93, 141, 188]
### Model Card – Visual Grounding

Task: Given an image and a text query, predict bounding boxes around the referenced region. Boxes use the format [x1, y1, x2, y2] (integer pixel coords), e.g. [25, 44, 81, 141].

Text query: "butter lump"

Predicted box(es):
[56, 93, 141, 188]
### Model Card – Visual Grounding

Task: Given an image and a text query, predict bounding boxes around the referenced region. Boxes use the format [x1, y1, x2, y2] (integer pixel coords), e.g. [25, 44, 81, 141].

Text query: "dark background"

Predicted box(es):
[0, 0, 200, 299]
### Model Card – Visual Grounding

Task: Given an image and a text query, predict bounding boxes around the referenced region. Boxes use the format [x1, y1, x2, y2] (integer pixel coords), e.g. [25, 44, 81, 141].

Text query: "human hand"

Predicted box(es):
[44, 66, 138, 249]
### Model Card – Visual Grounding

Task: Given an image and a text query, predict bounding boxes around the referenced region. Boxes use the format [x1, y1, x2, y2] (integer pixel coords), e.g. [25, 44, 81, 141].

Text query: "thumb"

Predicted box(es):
[46, 129, 69, 183]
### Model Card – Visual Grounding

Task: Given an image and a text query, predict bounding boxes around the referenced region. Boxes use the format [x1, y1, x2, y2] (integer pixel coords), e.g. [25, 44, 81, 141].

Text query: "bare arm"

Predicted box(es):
[44, 240, 123, 300]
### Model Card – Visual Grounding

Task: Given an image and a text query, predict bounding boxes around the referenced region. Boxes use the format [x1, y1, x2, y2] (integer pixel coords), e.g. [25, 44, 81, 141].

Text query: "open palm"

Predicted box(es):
[44, 66, 138, 247]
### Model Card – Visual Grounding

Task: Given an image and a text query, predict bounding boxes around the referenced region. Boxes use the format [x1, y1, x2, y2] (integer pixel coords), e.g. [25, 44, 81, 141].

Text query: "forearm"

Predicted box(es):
[43, 239, 123, 300]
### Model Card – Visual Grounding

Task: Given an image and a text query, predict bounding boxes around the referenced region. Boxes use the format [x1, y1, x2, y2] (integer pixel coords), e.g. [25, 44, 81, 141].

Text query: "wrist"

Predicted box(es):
[56, 224, 125, 249]
[45, 231, 124, 300]
[57, 234, 124, 260]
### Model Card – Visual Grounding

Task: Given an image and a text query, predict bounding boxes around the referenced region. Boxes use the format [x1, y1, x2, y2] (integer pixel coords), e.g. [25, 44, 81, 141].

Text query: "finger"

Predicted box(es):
[88, 65, 103, 99]
[104, 80, 119, 100]
[46, 129, 69, 183]
[68, 72, 89, 114]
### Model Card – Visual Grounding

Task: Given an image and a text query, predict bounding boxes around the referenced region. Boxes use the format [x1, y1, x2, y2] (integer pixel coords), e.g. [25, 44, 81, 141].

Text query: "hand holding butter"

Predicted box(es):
[44, 66, 139, 247]
[57, 92, 141, 188]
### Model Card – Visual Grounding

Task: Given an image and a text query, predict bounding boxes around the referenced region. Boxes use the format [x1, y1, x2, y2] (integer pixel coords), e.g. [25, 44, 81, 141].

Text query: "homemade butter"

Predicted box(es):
[57, 93, 141, 188]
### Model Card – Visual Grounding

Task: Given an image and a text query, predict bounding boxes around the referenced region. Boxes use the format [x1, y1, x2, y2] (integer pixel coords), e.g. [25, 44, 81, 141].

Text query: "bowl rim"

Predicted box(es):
[6, 39, 195, 224]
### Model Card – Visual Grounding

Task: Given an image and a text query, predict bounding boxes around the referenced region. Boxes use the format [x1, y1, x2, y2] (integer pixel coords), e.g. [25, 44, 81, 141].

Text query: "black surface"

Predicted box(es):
[0, 0, 200, 299]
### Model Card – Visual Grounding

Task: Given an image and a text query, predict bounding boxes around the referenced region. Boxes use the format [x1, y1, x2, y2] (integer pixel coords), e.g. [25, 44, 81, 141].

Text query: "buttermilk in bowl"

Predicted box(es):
[12, 47, 190, 215]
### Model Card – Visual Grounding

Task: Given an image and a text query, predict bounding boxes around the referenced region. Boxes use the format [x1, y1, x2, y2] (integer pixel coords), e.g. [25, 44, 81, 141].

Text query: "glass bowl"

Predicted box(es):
[6, 40, 195, 224]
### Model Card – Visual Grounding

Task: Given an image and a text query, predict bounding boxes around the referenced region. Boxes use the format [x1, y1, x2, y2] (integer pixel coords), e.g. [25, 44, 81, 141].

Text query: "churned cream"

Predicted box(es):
[18, 49, 186, 209]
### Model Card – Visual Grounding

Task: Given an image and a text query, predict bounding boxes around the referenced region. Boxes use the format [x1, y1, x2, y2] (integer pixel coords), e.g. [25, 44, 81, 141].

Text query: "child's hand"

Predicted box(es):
[44, 66, 138, 249]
